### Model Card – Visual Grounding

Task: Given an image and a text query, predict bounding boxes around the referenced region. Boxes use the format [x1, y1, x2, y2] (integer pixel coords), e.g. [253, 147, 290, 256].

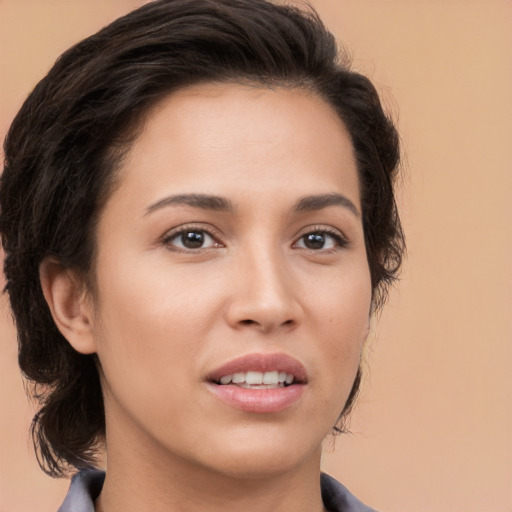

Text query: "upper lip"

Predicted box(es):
[206, 353, 308, 384]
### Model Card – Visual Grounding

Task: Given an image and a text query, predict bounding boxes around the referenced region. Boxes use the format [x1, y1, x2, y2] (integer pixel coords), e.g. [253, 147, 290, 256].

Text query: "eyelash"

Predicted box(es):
[293, 226, 349, 252]
[161, 224, 349, 253]
[161, 224, 223, 252]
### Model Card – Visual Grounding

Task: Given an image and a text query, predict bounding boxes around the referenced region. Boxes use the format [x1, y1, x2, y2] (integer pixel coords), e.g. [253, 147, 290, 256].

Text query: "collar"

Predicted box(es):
[58, 470, 377, 512]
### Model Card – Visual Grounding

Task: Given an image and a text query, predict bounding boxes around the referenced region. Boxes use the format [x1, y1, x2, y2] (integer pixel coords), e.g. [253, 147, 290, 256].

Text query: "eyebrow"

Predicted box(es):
[294, 193, 360, 217]
[145, 193, 234, 215]
[145, 192, 359, 217]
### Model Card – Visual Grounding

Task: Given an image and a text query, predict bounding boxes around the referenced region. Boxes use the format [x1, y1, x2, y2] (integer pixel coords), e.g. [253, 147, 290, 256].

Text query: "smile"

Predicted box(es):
[206, 353, 307, 413]
[218, 370, 295, 388]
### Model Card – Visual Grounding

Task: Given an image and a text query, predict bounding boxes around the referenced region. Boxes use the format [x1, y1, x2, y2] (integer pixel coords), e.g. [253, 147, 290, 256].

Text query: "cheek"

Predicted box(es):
[91, 255, 230, 388]
[308, 263, 371, 340]
[305, 263, 371, 396]
[95, 250, 221, 331]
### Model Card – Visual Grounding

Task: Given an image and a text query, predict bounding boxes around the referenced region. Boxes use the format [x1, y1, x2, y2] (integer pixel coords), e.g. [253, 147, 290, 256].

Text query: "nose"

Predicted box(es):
[225, 246, 302, 334]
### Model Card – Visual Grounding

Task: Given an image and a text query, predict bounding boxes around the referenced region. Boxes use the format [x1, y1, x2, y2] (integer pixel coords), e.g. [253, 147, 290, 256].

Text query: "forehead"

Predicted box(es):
[110, 82, 359, 212]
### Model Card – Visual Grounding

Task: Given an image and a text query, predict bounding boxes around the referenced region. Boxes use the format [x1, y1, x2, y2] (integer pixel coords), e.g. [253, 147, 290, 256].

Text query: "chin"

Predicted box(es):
[208, 452, 316, 481]
[190, 423, 323, 480]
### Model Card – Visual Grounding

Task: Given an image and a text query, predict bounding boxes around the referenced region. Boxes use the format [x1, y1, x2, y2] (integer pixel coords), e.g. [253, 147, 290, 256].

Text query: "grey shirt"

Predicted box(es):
[57, 470, 377, 512]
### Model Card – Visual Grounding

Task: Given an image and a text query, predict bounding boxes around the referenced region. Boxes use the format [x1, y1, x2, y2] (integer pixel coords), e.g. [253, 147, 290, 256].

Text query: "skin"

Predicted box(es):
[41, 83, 372, 512]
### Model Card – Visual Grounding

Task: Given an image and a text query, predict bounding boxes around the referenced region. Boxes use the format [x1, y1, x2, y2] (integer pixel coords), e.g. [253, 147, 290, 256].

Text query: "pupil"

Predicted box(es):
[182, 231, 204, 248]
[305, 233, 325, 249]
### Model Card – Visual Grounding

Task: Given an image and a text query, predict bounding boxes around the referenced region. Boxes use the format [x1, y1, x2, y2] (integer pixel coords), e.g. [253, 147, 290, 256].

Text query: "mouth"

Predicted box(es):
[206, 353, 307, 413]
[207, 352, 308, 387]
[216, 370, 296, 388]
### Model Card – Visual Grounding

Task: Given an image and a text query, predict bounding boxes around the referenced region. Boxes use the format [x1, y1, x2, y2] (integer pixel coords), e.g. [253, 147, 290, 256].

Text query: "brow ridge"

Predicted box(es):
[145, 193, 234, 215]
[294, 193, 360, 217]
[145, 192, 359, 217]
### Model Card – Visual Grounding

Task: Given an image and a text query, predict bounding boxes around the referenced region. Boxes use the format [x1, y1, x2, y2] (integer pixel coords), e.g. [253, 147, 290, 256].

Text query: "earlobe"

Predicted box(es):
[39, 257, 97, 354]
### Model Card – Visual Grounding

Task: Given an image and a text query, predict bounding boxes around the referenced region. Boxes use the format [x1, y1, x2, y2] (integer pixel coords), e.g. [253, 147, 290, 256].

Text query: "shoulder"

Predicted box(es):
[321, 473, 378, 512]
[57, 470, 105, 512]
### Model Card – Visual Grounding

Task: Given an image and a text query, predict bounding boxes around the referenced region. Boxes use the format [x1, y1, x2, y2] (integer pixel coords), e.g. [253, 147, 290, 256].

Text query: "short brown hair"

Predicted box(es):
[0, 0, 404, 477]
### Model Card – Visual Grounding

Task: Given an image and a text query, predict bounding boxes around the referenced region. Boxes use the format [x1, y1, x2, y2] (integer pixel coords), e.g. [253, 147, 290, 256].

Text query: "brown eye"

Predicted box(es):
[165, 229, 218, 250]
[181, 231, 205, 248]
[303, 232, 327, 250]
[295, 230, 346, 251]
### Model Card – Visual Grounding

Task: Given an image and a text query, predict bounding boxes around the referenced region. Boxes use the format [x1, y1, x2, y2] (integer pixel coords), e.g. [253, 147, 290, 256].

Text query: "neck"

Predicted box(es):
[96, 424, 326, 512]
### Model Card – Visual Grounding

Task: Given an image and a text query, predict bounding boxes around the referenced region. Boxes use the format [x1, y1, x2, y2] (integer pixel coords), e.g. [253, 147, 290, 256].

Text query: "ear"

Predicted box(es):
[39, 257, 97, 354]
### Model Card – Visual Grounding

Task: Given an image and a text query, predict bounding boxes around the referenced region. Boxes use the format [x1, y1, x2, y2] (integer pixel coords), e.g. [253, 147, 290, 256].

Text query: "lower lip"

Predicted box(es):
[206, 383, 305, 413]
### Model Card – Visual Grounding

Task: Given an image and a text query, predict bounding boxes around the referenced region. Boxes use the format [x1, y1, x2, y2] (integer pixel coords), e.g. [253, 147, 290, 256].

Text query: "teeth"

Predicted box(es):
[218, 370, 295, 387]
[263, 371, 279, 385]
[245, 371, 263, 385]
[232, 373, 245, 384]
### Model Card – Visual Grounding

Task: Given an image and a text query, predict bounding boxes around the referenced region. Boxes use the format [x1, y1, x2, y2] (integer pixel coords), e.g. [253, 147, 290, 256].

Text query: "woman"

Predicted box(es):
[0, 1, 404, 511]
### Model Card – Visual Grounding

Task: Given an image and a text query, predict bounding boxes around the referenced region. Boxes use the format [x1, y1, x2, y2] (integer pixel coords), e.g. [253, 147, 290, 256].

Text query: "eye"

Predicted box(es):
[164, 228, 220, 251]
[295, 230, 347, 251]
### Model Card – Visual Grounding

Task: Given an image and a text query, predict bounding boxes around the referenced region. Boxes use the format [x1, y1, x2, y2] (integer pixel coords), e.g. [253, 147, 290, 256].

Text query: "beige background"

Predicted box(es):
[1, 1, 511, 511]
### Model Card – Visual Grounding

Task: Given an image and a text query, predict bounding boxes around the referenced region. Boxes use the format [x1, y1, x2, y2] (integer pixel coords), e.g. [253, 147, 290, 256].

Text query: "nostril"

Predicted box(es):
[238, 318, 295, 330]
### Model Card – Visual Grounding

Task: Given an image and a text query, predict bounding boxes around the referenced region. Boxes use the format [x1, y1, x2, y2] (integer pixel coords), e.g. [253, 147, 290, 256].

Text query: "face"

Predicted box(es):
[86, 83, 371, 478]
